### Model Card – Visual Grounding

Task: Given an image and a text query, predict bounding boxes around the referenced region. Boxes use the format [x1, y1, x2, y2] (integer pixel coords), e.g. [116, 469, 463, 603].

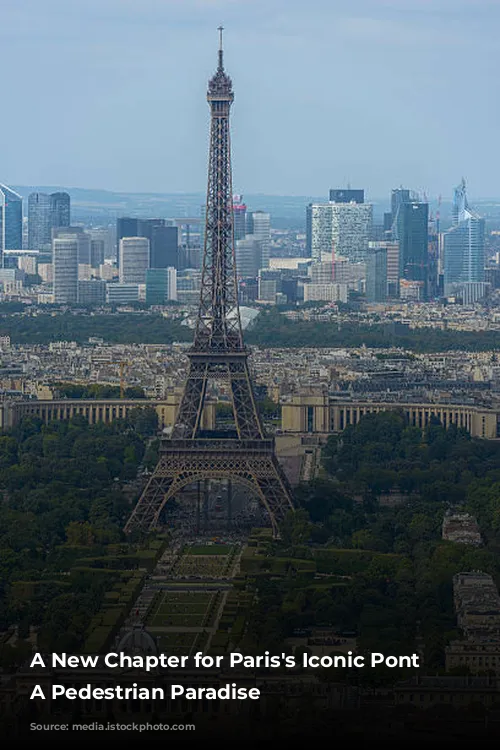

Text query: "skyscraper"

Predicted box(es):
[145, 267, 177, 306]
[119, 237, 149, 283]
[90, 239, 105, 268]
[366, 246, 388, 302]
[53, 237, 78, 303]
[390, 187, 411, 239]
[28, 191, 71, 251]
[444, 179, 485, 295]
[397, 201, 429, 297]
[116, 218, 178, 269]
[251, 211, 271, 269]
[233, 195, 247, 241]
[28, 193, 52, 251]
[52, 228, 91, 265]
[329, 189, 364, 203]
[148, 224, 178, 268]
[235, 235, 262, 278]
[306, 204, 313, 257]
[50, 192, 70, 229]
[0, 184, 23, 263]
[116, 218, 140, 266]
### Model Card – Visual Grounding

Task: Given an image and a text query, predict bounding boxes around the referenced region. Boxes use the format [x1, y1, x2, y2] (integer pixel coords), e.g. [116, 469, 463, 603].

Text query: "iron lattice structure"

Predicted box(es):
[125, 30, 294, 537]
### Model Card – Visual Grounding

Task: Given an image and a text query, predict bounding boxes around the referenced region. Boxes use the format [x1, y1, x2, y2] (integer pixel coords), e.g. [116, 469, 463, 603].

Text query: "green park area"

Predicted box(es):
[146, 591, 218, 629]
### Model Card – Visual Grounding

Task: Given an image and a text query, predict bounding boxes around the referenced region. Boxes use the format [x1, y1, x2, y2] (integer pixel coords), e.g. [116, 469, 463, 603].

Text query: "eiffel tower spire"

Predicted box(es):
[124, 31, 294, 538]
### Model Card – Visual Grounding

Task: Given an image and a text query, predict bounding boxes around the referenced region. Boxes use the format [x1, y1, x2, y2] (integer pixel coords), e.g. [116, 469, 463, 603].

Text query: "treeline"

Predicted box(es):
[0, 409, 159, 660]
[2, 308, 500, 350]
[245, 411, 500, 669]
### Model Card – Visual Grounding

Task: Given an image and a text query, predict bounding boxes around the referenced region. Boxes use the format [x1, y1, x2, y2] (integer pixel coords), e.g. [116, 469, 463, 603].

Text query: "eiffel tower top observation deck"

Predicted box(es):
[194, 26, 243, 354]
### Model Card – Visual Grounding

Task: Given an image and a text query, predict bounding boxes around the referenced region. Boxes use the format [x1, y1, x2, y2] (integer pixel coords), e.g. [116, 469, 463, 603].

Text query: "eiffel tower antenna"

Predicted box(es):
[124, 30, 294, 538]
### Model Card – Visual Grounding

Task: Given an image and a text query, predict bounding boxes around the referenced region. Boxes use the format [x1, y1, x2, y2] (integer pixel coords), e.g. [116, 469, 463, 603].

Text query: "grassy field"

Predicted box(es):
[186, 544, 233, 556]
[147, 591, 217, 628]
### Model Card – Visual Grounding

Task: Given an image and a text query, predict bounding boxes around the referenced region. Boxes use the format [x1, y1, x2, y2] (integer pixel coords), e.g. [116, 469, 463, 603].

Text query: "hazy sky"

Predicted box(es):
[2, 0, 499, 199]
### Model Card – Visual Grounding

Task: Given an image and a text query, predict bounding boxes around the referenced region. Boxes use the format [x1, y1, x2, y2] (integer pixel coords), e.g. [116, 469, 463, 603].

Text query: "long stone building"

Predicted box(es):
[280, 392, 499, 439]
[0, 390, 498, 440]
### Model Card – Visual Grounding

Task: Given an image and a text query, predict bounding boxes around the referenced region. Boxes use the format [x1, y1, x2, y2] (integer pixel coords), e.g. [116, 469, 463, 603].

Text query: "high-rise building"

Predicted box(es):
[258, 269, 281, 302]
[444, 179, 485, 295]
[329, 189, 364, 204]
[0, 184, 23, 263]
[233, 195, 247, 241]
[90, 239, 105, 268]
[53, 237, 78, 303]
[28, 193, 52, 251]
[119, 237, 149, 284]
[310, 200, 372, 264]
[50, 192, 70, 229]
[250, 211, 270, 269]
[148, 224, 178, 268]
[235, 235, 262, 278]
[145, 267, 177, 306]
[52, 228, 91, 265]
[29, 192, 71, 252]
[106, 283, 139, 304]
[116, 218, 140, 266]
[78, 279, 106, 306]
[116, 217, 178, 269]
[397, 201, 429, 297]
[366, 246, 388, 302]
[390, 188, 411, 239]
[306, 204, 313, 258]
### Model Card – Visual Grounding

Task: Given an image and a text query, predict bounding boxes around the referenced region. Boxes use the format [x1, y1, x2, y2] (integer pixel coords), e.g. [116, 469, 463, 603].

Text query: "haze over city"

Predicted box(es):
[3, 0, 499, 197]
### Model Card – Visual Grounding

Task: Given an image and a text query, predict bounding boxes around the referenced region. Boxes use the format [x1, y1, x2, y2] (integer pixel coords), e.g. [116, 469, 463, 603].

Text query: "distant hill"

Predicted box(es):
[13, 185, 500, 229]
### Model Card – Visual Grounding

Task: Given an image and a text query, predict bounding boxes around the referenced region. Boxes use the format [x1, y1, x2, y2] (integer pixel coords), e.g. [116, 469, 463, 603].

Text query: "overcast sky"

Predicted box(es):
[2, 0, 499, 200]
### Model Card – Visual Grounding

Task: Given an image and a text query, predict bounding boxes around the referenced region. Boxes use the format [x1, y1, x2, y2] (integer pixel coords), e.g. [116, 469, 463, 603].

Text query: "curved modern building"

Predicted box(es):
[0, 184, 23, 264]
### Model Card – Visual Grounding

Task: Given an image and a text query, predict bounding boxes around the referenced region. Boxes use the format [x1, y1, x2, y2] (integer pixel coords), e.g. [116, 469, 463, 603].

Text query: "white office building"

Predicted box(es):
[250, 212, 270, 269]
[119, 237, 150, 284]
[303, 282, 348, 303]
[310, 201, 372, 263]
[106, 283, 139, 304]
[53, 237, 78, 303]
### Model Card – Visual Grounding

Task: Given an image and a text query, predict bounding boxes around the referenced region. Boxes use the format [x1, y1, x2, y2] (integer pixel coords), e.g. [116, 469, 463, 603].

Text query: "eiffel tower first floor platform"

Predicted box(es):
[124, 438, 295, 538]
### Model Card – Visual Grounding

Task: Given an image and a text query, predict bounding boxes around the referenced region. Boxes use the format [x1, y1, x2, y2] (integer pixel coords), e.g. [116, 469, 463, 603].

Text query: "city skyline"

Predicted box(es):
[2, 1, 499, 197]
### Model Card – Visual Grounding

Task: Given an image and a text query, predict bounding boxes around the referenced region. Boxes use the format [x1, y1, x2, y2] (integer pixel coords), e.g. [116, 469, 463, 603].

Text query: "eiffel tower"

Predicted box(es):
[124, 29, 294, 537]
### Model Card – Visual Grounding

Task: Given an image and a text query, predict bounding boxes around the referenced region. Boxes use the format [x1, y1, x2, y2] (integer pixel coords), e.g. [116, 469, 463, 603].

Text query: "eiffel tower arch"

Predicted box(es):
[124, 29, 294, 537]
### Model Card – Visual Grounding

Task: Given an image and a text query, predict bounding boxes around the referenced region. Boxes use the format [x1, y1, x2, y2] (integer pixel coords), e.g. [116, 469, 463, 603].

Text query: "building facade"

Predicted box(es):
[310, 201, 372, 264]
[50, 192, 70, 229]
[0, 184, 23, 263]
[235, 236, 262, 278]
[397, 201, 429, 297]
[366, 246, 387, 302]
[119, 237, 150, 284]
[145, 267, 177, 306]
[53, 237, 78, 303]
[250, 211, 271, 269]
[27, 193, 52, 251]
[444, 179, 485, 295]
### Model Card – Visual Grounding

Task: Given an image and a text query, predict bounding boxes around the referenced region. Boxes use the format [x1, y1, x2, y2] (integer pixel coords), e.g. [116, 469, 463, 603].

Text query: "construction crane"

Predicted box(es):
[118, 361, 132, 399]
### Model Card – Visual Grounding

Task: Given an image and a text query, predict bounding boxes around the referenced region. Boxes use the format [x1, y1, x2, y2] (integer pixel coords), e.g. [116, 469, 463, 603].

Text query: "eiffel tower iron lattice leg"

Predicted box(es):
[124, 439, 293, 537]
[124, 30, 295, 538]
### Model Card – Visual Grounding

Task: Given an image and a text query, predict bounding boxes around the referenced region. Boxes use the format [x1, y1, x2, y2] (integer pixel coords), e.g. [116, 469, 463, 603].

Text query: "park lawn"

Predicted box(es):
[187, 545, 233, 555]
